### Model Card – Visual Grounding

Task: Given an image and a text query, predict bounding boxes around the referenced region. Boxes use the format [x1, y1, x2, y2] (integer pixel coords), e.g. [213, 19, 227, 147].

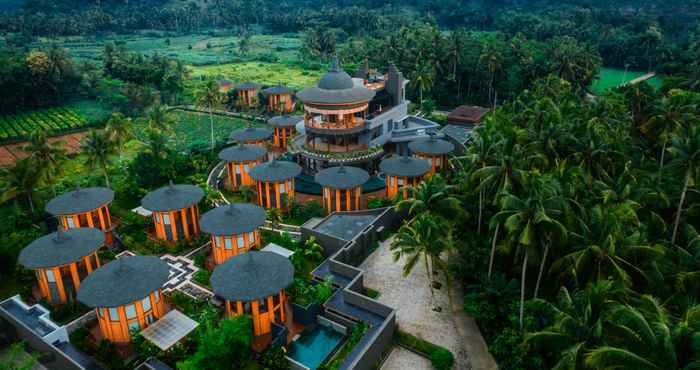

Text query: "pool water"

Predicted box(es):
[287, 325, 344, 369]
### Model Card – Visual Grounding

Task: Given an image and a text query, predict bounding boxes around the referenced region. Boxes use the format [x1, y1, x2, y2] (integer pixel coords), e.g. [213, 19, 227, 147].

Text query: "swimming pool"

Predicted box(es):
[287, 325, 344, 370]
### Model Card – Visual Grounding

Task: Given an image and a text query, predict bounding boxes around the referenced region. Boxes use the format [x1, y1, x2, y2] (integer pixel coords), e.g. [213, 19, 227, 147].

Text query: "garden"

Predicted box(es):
[0, 102, 109, 143]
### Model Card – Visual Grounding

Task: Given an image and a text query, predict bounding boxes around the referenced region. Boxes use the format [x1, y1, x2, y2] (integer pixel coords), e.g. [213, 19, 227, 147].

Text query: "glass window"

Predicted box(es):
[142, 297, 151, 312]
[259, 298, 268, 312]
[244, 302, 251, 314]
[162, 214, 170, 224]
[215, 237, 222, 247]
[45, 270, 56, 283]
[235, 165, 241, 174]
[128, 321, 140, 333]
[145, 314, 154, 325]
[125, 304, 136, 319]
[66, 217, 75, 228]
[98, 308, 104, 318]
[248, 232, 254, 244]
[109, 308, 119, 321]
[154, 290, 160, 303]
[243, 164, 250, 172]
[279, 183, 286, 194]
[237, 236, 245, 248]
[224, 238, 233, 250]
[154, 213, 160, 223]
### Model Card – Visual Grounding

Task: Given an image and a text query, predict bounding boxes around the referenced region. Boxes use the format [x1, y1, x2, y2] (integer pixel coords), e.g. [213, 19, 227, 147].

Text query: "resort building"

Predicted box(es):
[211, 251, 294, 340]
[262, 85, 295, 114]
[408, 134, 455, 175]
[447, 105, 490, 126]
[267, 115, 302, 150]
[315, 165, 370, 213]
[229, 126, 274, 147]
[219, 143, 267, 190]
[379, 155, 431, 199]
[248, 159, 302, 209]
[233, 81, 262, 108]
[77, 256, 170, 344]
[293, 58, 440, 172]
[141, 183, 204, 242]
[45, 186, 115, 244]
[199, 203, 267, 266]
[18, 227, 104, 304]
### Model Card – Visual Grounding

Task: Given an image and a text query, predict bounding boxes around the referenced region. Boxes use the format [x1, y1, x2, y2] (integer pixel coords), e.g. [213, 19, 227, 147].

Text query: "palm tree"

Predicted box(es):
[395, 174, 462, 222]
[0, 158, 43, 214]
[239, 185, 257, 203]
[667, 126, 700, 245]
[143, 129, 170, 160]
[82, 129, 116, 188]
[390, 213, 450, 309]
[105, 112, 133, 158]
[479, 44, 503, 106]
[526, 280, 626, 369]
[147, 103, 174, 132]
[267, 208, 283, 230]
[494, 175, 567, 327]
[197, 80, 224, 152]
[23, 129, 66, 196]
[409, 61, 435, 107]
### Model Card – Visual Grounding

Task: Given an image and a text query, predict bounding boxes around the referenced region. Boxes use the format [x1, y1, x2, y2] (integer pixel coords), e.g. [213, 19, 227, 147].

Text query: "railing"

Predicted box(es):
[306, 118, 365, 131]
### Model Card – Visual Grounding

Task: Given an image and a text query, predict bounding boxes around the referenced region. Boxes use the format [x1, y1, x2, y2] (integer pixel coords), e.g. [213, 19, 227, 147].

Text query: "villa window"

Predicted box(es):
[162, 214, 170, 225]
[243, 302, 252, 314]
[128, 321, 140, 333]
[45, 269, 56, 283]
[248, 232, 254, 244]
[66, 217, 75, 228]
[78, 214, 89, 226]
[145, 314, 154, 325]
[237, 236, 245, 248]
[142, 297, 151, 312]
[224, 238, 233, 250]
[235, 165, 241, 174]
[154, 290, 160, 303]
[154, 213, 160, 223]
[109, 308, 119, 321]
[215, 237, 222, 248]
[279, 183, 286, 194]
[259, 298, 268, 313]
[98, 308, 104, 318]
[125, 304, 136, 319]
[244, 164, 250, 172]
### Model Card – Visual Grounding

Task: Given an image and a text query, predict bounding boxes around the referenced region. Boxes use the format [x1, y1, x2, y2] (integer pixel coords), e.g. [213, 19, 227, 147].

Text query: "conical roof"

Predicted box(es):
[297, 56, 376, 105]
[18, 227, 104, 269]
[211, 251, 294, 301]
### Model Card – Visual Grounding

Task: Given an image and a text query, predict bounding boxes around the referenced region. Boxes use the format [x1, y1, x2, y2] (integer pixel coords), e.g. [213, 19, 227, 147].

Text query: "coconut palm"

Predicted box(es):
[81, 129, 116, 188]
[391, 213, 450, 309]
[105, 112, 133, 156]
[197, 79, 224, 152]
[143, 129, 170, 159]
[409, 61, 435, 107]
[147, 103, 174, 132]
[0, 158, 43, 214]
[395, 174, 462, 222]
[23, 129, 66, 196]
[667, 126, 700, 245]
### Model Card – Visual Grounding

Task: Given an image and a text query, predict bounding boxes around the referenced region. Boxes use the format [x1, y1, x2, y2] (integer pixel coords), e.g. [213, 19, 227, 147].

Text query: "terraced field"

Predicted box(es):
[0, 107, 89, 142]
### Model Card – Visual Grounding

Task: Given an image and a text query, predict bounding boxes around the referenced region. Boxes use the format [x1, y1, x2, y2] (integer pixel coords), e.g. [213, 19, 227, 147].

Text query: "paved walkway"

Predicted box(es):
[381, 346, 431, 370]
[361, 237, 497, 370]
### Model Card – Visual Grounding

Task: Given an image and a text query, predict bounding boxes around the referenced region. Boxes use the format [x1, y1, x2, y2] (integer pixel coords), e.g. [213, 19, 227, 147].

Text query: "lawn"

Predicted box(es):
[189, 61, 324, 90]
[28, 32, 303, 66]
[589, 67, 663, 95]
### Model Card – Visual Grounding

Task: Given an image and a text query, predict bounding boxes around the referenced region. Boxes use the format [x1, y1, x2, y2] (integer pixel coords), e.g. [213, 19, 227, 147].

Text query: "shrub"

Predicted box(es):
[429, 348, 454, 370]
[260, 346, 288, 369]
[193, 269, 211, 287]
[288, 278, 334, 306]
[177, 316, 251, 370]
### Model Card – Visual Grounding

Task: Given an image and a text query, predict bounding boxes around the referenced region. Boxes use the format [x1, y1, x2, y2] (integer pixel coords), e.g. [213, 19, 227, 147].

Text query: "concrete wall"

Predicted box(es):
[367, 103, 409, 147]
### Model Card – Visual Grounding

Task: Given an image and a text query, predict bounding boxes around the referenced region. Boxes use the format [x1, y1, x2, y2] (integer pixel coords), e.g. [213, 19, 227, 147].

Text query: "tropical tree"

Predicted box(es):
[0, 158, 43, 214]
[23, 129, 66, 196]
[143, 128, 171, 160]
[198, 79, 224, 152]
[267, 208, 283, 230]
[410, 60, 436, 107]
[391, 213, 450, 309]
[479, 43, 503, 105]
[147, 103, 174, 132]
[105, 112, 133, 157]
[81, 129, 116, 188]
[667, 126, 700, 245]
[395, 174, 462, 222]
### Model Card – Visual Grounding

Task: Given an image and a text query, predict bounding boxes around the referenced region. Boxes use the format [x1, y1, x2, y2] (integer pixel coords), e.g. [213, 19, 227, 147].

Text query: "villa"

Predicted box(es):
[141, 183, 204, 242]
[45, 186, 115, 244]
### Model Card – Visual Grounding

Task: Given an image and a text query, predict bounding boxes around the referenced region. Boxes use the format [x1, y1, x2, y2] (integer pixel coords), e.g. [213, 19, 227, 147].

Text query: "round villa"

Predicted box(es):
[262, 85, 295, 114]
[45, 186, 115, 244]
[249, 159, 302, 209]
[379, 155, 431, 199]
[408, 134, 455, 175]
[18, 228, 104, 304]
[315, 165, 370, 213]
[229, 126, 273, 147]
[267, 115, 302, 150]
[211, 251, 294, 338]
[77, 256, 169, 344]
[200, 203, 267, 266]
[219, 143, 267, 190]
[141, 183, 204, 242]
[234, 81, 262, 108]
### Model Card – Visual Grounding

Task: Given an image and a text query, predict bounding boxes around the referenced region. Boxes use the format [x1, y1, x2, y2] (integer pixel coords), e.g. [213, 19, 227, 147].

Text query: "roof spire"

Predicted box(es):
[329, 54, 340, 72]
[54, 224, 69, 243]
[338, 163, 346, 174]
[167, 180, 176, 194]
[73, 184, 82, 196]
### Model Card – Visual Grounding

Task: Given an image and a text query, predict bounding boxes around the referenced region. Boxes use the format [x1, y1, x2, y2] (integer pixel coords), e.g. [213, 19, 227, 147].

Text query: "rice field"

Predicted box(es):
[589, 67, 663, 95]
[189, 61, 324, 90]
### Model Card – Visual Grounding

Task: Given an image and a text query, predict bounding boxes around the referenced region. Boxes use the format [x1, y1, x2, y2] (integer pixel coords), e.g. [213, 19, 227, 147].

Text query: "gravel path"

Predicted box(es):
[362, 237, 497, 370]
[381, 346, 431, 370]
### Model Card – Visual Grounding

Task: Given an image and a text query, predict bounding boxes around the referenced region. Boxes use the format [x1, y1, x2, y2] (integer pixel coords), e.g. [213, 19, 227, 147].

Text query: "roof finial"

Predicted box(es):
[329, 54, 340, 72]
[338, 163, 346, 174]
[225, 203, 236, 215]
[73, 184, 82, 196]
[167, 180, 176, 193]
[400, 154, 411, 163]
[54, 224, 69, 243]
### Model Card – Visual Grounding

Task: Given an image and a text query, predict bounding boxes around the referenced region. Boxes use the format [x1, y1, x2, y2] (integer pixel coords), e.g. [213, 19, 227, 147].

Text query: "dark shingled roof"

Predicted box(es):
[77, 256, 170, 308]
[218, 144, 266, 163]
[141, 183, 204, 212]
[379, 156, 431, 177]
[249, 159, 301, 182]
[447, 105, 491, 125]
[200, 203, 266, 236]
[18, 228, 104, 269]
[234, 81, 262, 90]
[45, 187, 114, 215]
[229, 127, 273, 143]
[268, 115, 303, 128]
[211, 251, 294, 301]
[262, 85, 294, 95]
[315, 165, 370, 189]
[297, 57, 376, 105]
[408, 137, 455, 156]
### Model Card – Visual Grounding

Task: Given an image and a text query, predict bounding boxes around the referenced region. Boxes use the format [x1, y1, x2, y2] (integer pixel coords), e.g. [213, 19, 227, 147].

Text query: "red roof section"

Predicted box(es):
[447, 105, 491, 125]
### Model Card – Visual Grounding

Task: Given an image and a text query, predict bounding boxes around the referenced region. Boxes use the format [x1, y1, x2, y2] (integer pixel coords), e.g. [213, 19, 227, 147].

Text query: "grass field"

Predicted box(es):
[189, 61, 324, 89]
[27, 32, 303, 66]
[0, 101, 109, 142]
[589, 67, 663, 95]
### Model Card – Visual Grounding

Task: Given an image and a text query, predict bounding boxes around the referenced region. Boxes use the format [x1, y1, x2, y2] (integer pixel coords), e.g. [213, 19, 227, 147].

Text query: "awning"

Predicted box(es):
[140, 310, 199, 351]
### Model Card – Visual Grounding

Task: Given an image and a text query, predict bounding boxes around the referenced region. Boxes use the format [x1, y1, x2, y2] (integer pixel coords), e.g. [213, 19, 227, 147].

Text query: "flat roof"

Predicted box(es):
[447, 105, 490, 124]
[314, 214, 376, 241]
[140, 310, 199, 351]
[261, 243, 295, 259]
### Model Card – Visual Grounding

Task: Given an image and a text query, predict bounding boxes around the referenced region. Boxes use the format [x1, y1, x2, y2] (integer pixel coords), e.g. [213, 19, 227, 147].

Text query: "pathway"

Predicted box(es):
[627, 72, 657, 86]
[361, 238, 497, 370]
[380, 346, 431, 370]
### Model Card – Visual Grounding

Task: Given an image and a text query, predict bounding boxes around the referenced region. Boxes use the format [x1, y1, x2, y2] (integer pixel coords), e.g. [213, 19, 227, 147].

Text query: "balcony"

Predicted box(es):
[299, 144, 384, 164]
[305, 118, 366, 135]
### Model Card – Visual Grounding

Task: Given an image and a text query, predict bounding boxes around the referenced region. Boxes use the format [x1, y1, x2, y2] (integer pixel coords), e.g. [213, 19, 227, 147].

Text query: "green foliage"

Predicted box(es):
[259, 346, 288, 370]
[288, 278, 334, 306]
[395, 331, 456, 370]
[0, 341, 40, 370]
[322, 322, 368, 370]
[429, 348, 455, 370]
[193, 269, 212, 288]
[176, 316, 252, 370]
[95, 339, 126, 370]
